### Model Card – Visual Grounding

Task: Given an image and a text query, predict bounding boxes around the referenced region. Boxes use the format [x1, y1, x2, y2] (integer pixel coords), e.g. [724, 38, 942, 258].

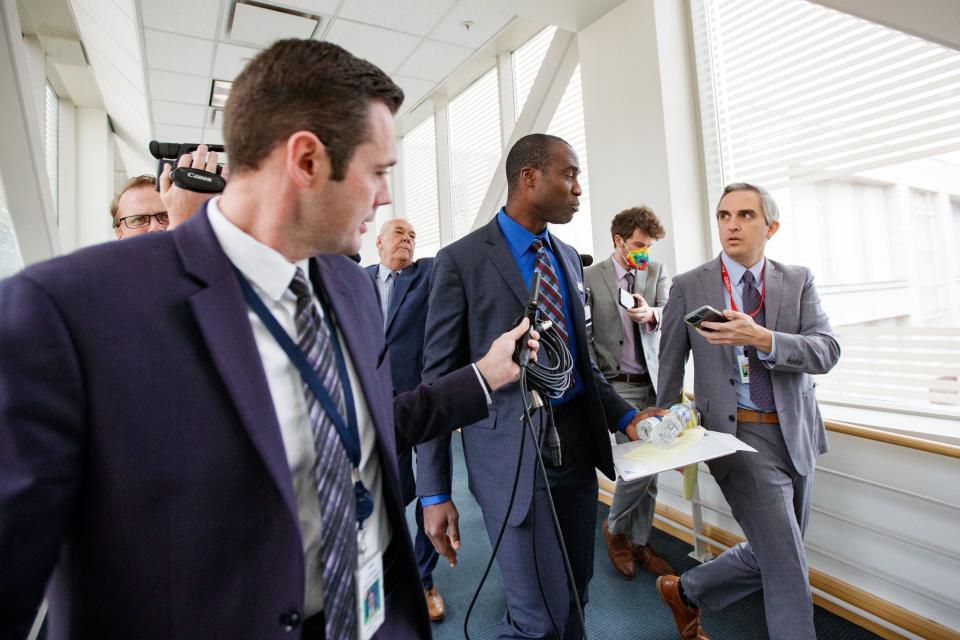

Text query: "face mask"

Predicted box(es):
[623, 247, 649, 271]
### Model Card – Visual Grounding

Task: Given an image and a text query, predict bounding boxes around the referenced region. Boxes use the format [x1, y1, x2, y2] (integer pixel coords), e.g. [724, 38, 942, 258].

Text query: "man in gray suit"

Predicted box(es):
[655, 183, 840, 640]
[584, 206, 674, 580]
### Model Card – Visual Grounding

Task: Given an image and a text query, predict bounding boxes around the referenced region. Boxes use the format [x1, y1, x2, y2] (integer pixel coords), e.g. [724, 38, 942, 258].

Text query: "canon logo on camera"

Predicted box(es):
[187, 172, 214, 182]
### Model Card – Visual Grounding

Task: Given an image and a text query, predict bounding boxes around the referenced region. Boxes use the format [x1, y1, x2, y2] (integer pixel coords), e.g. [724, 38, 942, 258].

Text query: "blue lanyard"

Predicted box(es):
[234, 267, 361, 468]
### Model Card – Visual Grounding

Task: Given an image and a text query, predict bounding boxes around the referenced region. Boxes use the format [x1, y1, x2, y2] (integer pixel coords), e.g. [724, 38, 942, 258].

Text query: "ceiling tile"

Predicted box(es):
[152, 100, 207, 127]
[71, 4, 144, 90]
[72, 0, 141, 61]
[392, 75, 436, 111]
[271, 0, 340, 14]
[213, 43, 262, 80]
[337, 0, 454, 36]
[429, 1, 514, 48]
[396, 40, 473, 82]
[112, 0, 136, 21]
[144, 29, 215, 75]
[149, 69, 211, 105]
[204, 108, 224, 130]
[323, 20, 422, 73]
[84, 43, 145, 99]
[140, 0, 220, 41]
[229, 3, 319, 47]
[154, 124, 204, 142]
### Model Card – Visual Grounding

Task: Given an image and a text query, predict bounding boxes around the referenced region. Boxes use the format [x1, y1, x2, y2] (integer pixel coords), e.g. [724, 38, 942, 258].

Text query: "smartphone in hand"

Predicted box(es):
[684, 305, 728, 330]
[618, 288, 638, 310]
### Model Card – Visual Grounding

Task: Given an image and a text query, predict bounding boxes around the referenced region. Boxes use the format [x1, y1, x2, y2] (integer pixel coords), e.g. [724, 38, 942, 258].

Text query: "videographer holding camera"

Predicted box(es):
[110, 143, 223, 239]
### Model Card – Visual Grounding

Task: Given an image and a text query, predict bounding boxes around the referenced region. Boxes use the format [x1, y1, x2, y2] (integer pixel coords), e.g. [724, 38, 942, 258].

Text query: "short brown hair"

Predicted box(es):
[610, 206, 665, 243]
[224, 40, 404, 180]
[110, 175, 156, 225]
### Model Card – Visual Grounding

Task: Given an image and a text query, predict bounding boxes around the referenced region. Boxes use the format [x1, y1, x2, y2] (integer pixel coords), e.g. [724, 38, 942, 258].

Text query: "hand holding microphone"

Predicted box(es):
[475, 318, 540, 392]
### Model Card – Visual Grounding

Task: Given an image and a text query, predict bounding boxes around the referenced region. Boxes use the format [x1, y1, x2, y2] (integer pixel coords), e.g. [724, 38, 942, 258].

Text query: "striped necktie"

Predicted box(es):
[380, 270, 397, 328]
[531, 238, 569, 344]
[289, 268, 357, 639]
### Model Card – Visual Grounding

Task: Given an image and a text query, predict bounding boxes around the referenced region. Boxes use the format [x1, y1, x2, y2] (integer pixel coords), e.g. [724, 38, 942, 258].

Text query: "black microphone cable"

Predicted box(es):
[464, 271, 588, 639]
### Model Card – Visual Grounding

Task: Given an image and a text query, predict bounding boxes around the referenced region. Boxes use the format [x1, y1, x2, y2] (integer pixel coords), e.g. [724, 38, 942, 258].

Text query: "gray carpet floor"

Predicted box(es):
[407, 432, 882, 640]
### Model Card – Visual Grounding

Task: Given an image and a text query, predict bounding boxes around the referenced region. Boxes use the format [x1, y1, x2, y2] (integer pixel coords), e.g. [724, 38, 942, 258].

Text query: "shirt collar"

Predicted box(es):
[612, 256, 631, 281]
[377, 263, 399, 282]
[207, 196, 310, 302]
[497, 208, 551, 256]
[720, 251, 765, 287]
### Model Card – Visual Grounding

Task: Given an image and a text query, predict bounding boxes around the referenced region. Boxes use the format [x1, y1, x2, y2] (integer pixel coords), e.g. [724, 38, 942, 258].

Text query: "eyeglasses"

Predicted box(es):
[115, 212, 170, 230]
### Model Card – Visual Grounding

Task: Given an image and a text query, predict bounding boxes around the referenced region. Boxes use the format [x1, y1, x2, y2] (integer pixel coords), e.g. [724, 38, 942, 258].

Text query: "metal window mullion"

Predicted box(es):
[497, 51, 515, 148]
[433, 101, 454, 248]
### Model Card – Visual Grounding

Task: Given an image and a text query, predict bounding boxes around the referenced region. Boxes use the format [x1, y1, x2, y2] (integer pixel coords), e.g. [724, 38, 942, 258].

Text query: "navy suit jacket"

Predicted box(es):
[0, 207, 486, 639]
[365, 258, 434, 395]
[417, 216, 632, 527]
[366, 258, 434, 504]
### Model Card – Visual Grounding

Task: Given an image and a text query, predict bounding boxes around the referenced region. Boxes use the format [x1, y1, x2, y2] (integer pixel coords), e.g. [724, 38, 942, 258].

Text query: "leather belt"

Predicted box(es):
[737, 408, 779, 424]
[611, 371, 651, 385]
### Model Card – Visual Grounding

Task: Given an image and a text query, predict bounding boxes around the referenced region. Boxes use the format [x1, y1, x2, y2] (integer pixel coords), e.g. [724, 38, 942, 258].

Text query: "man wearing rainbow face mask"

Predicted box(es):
[585, 206, 674, 580]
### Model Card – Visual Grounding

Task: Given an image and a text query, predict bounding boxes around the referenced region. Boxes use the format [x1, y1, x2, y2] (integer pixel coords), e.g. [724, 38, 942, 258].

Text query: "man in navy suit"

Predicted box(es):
[417, 134, 663, 639]
[0, 40, 536, 640]
[366, 218, 446, 621]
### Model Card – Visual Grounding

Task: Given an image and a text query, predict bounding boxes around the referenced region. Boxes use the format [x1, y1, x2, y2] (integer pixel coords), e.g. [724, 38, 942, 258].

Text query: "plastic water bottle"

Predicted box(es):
[632, 416, 662, 442]
[650, 401, 700, 449]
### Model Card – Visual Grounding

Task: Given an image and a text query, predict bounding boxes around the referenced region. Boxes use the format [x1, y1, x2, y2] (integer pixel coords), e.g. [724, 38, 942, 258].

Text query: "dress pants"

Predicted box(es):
[482, 398, 597, 640]
[606, 380, 658, 545]
[681, 421, 816, 640]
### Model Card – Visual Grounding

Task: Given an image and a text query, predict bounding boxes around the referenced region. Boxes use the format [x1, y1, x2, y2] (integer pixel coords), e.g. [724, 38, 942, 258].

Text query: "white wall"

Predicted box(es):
[578, 0, 710, 276]
[75, 107, 114, 248]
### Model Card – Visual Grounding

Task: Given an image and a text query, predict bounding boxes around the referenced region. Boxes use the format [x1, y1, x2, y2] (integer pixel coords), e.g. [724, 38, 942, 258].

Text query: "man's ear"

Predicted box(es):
[285, 131, 331, 189]
[766, 220, 780, 240]
[114, 226, 123, 240]
[375, 236, 383, 255]
[520, 166, 539, 188]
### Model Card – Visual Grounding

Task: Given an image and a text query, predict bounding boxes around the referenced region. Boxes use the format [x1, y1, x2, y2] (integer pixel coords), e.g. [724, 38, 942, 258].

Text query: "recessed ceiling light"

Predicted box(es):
[209, 79, 232, 109]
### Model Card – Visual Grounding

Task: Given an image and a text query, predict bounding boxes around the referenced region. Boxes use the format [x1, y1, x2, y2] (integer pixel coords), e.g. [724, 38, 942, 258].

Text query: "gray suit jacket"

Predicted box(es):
[416, 216, 633, 527]
[585, 256, 671, 388]
[656, 255, 840, 478]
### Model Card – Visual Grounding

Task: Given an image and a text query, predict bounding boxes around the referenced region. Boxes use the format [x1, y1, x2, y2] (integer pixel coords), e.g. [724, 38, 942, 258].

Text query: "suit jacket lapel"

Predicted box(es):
[311, 258, 395, 455]
[385, 267, 415, 332]
[175, 208, 299, 521]
[763, 259, 784, 330]
[635, 264, 649, 296]
[601, 258, 619, 305]
[481, 217, 529, 306]
[699, 256, 738, 372]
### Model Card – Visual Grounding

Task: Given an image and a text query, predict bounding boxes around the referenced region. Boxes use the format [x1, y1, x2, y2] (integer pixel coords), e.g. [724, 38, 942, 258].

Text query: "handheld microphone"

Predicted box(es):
[516, 273, 541, 368]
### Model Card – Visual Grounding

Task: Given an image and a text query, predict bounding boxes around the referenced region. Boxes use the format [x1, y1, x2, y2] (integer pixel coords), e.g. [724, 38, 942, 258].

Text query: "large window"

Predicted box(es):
[448, 68, 502, 238]
[512, 26, 556, 119]
[692, 0, 960, 415]
[401, 115, 441, 258]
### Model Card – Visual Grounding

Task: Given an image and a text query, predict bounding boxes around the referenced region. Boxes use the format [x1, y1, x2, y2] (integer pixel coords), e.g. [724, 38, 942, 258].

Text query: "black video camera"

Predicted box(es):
[149, 141, 226, 194]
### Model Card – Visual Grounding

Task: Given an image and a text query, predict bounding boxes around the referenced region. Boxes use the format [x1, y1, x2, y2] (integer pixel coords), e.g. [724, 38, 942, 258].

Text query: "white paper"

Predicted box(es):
[612, 429, 756, 483]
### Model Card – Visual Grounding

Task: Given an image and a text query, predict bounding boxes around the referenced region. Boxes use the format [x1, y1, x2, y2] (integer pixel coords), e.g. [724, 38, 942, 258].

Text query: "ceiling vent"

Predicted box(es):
[209, 79, 233, 109]
[227, 1, 323, 48]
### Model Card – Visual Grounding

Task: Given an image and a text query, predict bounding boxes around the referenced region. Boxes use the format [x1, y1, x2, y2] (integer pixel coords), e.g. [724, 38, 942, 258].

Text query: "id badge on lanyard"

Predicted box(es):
[356, 550, 385, 640]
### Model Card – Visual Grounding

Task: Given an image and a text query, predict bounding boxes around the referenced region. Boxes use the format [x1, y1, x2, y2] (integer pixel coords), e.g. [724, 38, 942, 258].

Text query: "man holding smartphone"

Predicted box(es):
[655, 183, 840, 640]
[585, 206, 674, 580]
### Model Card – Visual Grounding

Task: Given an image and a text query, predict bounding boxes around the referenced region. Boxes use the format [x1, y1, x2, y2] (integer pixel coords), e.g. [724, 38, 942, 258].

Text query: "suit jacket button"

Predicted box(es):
[279, 610, 301, 631]
[729, 379, 735, 385]
[619, 340, 623, 345]
[728, 415, 735, 422]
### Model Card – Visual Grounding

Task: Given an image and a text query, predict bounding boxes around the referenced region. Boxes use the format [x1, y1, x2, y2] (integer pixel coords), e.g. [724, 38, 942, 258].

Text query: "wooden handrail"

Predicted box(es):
[825, 420, 960, 460]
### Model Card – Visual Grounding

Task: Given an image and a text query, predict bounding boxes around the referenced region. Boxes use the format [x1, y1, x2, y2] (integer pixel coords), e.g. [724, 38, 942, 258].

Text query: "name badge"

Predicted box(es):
[737, 354, 750, 384]
[356, 551, 385, 640]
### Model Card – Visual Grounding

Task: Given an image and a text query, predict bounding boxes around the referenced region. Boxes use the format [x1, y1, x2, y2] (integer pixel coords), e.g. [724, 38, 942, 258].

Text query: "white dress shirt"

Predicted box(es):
[207, 198, 390, 617]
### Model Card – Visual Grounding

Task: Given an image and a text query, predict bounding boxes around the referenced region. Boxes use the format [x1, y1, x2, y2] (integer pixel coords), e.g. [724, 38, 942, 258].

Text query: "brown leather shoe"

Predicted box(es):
[634, 543, 675, 577]
[656, 575, 709, 640]
[424, 586, 445, 621]
[602, 521, 636, 579]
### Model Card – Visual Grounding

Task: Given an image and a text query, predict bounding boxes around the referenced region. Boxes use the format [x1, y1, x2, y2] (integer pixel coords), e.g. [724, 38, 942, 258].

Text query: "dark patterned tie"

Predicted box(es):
[381, 271, 396, 328]
[741, 270, 776, 412]
[623, 271, 646, 368]
[289, 268, 357, 639]
[531, 238, 568, 344]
